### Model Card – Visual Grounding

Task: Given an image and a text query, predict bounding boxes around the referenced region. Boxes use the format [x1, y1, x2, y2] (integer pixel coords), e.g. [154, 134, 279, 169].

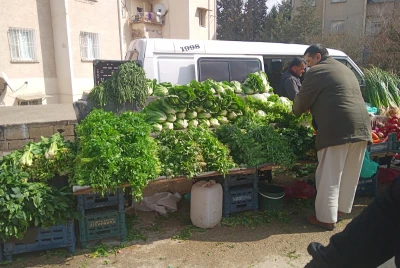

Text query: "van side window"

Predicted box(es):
[336, 59, 362, 82]
[230, 60, 261, 82]
[198, 58, 262, 82]
[198, 61, 230, 82]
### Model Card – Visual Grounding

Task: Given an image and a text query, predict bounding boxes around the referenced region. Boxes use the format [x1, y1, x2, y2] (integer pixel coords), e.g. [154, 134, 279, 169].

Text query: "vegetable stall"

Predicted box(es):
[0, 61, 318, 260]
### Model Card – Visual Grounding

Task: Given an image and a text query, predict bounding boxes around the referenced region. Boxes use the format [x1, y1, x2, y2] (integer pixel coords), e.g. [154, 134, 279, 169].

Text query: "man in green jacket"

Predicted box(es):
[293, 44, 372, 230]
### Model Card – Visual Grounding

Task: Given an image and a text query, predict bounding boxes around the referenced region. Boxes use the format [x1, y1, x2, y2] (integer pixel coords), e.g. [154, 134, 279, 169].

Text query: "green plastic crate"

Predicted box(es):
[78, 210, 126, 248]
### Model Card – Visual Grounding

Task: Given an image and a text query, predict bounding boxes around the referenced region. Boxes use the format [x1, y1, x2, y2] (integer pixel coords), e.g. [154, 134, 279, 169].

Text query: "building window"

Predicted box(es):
[18, 99, 42, 106]
[331, 21, 345, 34]
[331, 0, 346, 2]
[8, 28, 38, 62]
[303, 0, 316, 6]
[197, 8, 207, 27]
[366, 21, 382, 35]
[80, 32, 100, 61]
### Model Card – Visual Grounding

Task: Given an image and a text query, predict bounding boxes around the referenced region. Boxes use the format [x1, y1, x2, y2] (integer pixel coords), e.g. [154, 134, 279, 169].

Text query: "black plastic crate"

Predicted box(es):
[356, 172, 378, 197]
[223, 186, 258, 218]
[77, 188, 124, 215]
[79, 210, 127, 248]
[222, 172, 258, 189]
[368, 133, 397, 155]
[1, 221, 75, 262]
[258, 169, 272, 183]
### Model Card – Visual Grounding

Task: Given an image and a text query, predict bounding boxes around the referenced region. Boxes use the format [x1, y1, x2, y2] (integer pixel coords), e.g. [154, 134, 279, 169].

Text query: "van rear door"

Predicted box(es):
[194, 55, 264, 83]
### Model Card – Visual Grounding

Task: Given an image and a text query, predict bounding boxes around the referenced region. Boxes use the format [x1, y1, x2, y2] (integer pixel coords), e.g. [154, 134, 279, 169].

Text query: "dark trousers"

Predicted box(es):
[305, 177, 400, 268]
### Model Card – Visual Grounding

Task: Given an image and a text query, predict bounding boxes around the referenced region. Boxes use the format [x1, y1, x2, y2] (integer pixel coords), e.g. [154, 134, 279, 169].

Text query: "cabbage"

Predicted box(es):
[262, 93, 271, 99]
[167, 114, 177, 122]
[176, 112, 186, 119]
[230, 81, 243, 94]
[278, 97, 292, 106]
[210, 118, 220, 128]
[198, 119, 211, 127]
[45, 141, 58, 160]
[174, 119, 188, 130]
[227, 111, 238, 121]
[256, 110, 266, 117]
[217, 116, 229, 125]
[160, 100, 176, 114]
[186, 110, 198, 120]
[196, 106, 204, 113]
[188, 119, 199, 127]
[197, 112, 212, 119]
[152, 124, 163, 132]
[218, 110, 228, 116]
[146, 110, 167, 124]
[215, 83, 225, 94]
[153, 85, 169, 97]
[242, 85, 255, 95]
[176, 105, 187, 113]
[255, 94, 269, 102]
[162, 122, 174, 130]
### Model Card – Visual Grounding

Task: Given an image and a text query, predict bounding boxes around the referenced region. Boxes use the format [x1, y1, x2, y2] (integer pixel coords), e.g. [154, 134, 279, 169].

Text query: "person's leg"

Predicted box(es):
[305, 177, 400, 268]
[338, 141, 368, 214]
[314, 144, 349, 224]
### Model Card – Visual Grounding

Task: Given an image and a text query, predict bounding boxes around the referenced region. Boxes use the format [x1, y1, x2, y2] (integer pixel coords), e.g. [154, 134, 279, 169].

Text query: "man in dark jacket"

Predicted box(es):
[278, 57, 306, 101]
[305, 176, 400, 268]
[293, 44, 372, 230]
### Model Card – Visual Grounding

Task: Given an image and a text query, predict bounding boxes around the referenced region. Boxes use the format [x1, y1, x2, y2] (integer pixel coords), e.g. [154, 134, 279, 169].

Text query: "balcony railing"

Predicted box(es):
[130, 12, 163, 25]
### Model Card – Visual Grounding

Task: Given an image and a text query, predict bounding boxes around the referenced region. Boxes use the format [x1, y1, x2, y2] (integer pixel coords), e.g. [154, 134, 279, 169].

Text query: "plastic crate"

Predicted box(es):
[356, 172, 378, 197]
[223, 186, 258, 218]
[258, 169, 272, 183]
[368, 133, 397, 155]
[79, 210, 127, 248]
[221, 173, 258, 190]
[77, 188, 124, 215]
[1, 221, 75, 262]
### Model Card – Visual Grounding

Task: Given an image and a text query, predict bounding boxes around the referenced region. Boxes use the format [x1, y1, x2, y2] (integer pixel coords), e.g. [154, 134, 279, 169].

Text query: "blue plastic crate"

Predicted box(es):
[79, 210, 126, 248]
[222, 172, 258, 190]
[77, 188, 125, 215]
[356, 172, 378, 197]
[1, 221, 75, 262]
[223, 186, 258, 218]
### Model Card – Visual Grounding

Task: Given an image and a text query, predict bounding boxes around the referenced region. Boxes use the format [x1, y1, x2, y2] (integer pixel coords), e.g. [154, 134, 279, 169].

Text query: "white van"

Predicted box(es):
[125, 38, 364, 90]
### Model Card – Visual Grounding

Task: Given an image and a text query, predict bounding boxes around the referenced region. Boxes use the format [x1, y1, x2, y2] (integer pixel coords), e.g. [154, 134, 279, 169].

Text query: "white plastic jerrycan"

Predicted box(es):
[190, 180, 223, 229]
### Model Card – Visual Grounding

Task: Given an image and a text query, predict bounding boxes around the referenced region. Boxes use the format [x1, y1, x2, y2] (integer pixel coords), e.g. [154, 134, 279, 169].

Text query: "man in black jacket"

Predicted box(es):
[278, 57, 306, 101]
[305, 176, 400, 268]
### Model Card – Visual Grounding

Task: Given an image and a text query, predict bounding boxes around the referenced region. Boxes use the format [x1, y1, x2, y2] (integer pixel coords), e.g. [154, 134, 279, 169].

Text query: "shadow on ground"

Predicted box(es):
[2, 174, 389, 268]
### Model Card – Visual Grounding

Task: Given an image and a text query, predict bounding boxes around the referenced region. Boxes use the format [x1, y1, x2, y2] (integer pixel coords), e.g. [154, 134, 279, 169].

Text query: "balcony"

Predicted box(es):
[130, 12, 163, 25]
[130, 12, 163, 39]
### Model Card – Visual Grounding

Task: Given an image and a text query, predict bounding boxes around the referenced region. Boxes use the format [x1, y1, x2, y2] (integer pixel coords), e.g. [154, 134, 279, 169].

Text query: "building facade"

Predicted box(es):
[0, 0, 216, 106]
[292, 0, 400, 35]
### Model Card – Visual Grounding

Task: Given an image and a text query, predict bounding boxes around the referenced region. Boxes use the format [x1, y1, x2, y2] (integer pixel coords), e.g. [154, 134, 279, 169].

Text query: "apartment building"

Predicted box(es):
[0, 0, 216, 107]
[292, 0, 400, 35]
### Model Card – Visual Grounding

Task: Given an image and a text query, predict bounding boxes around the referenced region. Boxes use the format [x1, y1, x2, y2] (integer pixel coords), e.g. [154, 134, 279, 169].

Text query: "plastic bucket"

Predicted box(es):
[258, 183, 285, 211]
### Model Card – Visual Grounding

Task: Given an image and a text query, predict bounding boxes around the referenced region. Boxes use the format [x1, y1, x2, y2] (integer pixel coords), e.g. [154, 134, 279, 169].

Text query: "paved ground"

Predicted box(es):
[2, 193, 396, 268]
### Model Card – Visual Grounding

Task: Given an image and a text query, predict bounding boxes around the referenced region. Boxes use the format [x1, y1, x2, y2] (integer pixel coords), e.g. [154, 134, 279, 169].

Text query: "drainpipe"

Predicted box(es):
[322, 0, 326, 34]
[362, 0, 367, 37]
[117, 0, 125, 60]
[208, 0, 211, 40]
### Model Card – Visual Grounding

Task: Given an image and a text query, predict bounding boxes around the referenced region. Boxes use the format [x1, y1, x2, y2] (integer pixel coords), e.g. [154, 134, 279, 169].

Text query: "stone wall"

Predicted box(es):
[0, 121, 76, 156]
[0, 103, 78, 156]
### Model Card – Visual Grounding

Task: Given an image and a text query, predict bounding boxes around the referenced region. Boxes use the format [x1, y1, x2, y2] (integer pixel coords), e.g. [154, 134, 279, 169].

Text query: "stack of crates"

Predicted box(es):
[356, 172, 378, 197]
[0, 221, 76, 262]
[77, 188, 127, 248]
[217, 169, 259, 218]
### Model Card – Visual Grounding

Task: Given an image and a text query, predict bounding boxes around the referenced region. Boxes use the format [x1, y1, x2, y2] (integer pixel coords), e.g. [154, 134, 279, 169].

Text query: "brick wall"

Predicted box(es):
[0, 121, 76, 157]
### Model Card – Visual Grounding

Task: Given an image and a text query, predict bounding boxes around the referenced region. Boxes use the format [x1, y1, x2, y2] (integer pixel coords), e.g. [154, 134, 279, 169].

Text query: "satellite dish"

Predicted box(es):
[153, 3, 167, 16]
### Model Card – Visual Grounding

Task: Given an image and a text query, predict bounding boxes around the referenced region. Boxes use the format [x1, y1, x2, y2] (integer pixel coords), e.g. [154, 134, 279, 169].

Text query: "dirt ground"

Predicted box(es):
[1, 175, 395, 268]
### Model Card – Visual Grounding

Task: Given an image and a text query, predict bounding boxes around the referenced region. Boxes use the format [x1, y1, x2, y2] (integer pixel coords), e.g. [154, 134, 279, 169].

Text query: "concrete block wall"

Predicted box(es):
[0, 121, 76, 157]
[0, 103, 79, 157]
